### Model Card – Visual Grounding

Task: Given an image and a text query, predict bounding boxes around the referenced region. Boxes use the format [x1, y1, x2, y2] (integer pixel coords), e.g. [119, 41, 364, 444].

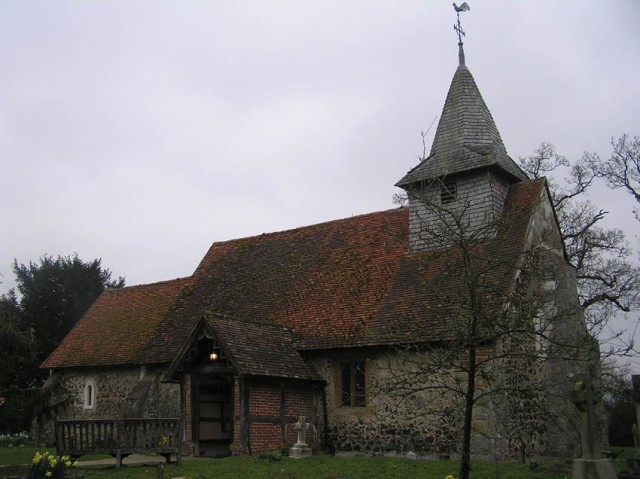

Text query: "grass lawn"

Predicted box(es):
[74, 456, 571, 479]
[4, 447, 634, 479]
[0, 445, 55, 465]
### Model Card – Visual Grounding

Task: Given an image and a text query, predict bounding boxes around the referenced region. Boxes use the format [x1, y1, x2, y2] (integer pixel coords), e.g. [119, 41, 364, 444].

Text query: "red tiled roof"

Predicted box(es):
[144, 207, 410, 362]
[42, 277, 190, 369]
[44, 178, 547, 370]
[145, 177, 546, 361]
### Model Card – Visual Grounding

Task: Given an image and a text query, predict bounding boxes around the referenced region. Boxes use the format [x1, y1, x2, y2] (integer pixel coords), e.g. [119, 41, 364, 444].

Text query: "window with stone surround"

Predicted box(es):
[339, 361, 367, 407]
[83, 380, 95, 409]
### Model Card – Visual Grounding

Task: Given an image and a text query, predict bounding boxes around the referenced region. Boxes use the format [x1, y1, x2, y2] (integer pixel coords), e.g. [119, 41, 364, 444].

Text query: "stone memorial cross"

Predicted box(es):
[290, 416, 313, 459]
[294, 416, 312, 445]
[572, 375, 601, 459]
[570, 373, 618, 479]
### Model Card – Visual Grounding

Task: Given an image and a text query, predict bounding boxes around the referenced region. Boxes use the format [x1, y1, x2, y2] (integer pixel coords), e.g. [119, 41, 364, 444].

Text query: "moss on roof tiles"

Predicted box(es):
[42, 277, 190, 369]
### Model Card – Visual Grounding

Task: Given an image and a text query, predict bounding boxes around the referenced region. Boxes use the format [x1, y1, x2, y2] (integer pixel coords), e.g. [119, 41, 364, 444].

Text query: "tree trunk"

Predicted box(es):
[459, 342, 477, 479]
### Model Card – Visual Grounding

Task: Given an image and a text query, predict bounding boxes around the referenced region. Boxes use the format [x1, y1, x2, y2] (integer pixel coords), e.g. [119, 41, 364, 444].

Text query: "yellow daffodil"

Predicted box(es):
[32, 452, 42, 464]
[45, 472, 52, 477]
[73, 460, 79, 468]
[49, 459, 58, 468]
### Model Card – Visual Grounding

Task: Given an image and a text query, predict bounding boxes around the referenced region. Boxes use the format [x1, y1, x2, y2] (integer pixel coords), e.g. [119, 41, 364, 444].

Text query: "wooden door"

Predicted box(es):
[196, 377, 231, 456]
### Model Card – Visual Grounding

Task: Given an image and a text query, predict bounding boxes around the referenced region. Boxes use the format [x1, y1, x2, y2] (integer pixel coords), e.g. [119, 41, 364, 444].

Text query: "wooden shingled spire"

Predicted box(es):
[396, 4, 525, 189]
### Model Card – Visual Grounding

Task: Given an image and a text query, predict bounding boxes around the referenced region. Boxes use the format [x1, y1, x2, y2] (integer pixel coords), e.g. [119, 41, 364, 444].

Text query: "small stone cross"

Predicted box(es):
[570, 374, 619, 479]
[290, 416, 314, 459]
[294, 416, 313, 446]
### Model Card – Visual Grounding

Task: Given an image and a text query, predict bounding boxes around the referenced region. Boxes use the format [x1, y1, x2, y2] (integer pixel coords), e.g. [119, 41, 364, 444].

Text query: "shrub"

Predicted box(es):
[278, 445, 290, 457]
[0, 431, 29, 447]
[256, 451, 284, 462]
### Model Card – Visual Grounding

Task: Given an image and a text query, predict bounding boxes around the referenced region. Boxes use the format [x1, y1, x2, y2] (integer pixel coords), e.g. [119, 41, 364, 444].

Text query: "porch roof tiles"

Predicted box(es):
[205, 314, 321, 381]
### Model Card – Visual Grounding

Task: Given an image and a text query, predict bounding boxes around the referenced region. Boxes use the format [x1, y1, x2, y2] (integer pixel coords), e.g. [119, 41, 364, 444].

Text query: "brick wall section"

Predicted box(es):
[409, 170, 511, 252]
[250, 423, 284, 453]
[245, 379, 322, 454]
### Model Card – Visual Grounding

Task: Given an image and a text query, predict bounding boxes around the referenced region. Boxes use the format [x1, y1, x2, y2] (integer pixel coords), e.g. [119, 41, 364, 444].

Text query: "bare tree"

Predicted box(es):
[599, 134, 640, 219]
[519, 143, 640, 355]
[376, 178, 590, 479]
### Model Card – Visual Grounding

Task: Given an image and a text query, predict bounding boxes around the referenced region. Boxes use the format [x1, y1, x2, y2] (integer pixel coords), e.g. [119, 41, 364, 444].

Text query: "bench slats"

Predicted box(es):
[55, 418, 182, 469]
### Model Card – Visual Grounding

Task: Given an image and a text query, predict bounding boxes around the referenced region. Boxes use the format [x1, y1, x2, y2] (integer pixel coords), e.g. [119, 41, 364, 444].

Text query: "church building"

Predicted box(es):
[41, 35, 590, 461]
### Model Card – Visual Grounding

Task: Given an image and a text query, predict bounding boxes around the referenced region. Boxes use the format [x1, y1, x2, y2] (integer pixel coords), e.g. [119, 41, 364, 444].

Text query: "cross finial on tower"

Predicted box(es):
[452, 2, 470, 66]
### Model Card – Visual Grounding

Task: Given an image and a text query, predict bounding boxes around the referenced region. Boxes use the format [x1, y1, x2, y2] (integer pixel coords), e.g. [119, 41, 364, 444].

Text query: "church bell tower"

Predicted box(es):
[395, 7, 526, 253]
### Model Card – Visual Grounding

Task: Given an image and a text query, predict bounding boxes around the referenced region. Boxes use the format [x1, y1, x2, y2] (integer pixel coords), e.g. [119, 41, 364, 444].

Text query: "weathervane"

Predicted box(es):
[453, 2, 470, 45]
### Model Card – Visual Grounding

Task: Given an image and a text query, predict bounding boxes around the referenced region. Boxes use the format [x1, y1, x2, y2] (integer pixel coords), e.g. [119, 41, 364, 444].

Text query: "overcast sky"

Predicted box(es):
[1, 1, 639, 299]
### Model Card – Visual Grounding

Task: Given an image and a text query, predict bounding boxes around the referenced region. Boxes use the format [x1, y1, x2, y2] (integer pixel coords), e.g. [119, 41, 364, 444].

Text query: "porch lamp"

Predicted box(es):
[209, 351, 219, 361]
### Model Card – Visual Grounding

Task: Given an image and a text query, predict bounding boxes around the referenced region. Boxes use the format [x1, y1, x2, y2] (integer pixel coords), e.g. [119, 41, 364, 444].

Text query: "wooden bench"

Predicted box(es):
[55, 418, 182, 469]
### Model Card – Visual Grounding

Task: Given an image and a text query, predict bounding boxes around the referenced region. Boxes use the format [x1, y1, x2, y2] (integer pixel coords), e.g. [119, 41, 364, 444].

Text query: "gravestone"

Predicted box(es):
[571, 374, 618, 479]
[290, 416, 313, 459]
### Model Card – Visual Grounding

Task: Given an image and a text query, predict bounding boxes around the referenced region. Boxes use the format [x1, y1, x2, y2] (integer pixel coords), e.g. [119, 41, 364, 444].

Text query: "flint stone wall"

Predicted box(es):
[310, 352, 483, 456]
[516, 186, 586, 457]
[57, 366, 180, 419]
[311, 340, 579, 459]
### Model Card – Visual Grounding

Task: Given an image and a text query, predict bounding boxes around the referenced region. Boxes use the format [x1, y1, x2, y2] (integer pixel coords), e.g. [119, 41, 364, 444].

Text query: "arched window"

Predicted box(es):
[84, 380, 95, 409]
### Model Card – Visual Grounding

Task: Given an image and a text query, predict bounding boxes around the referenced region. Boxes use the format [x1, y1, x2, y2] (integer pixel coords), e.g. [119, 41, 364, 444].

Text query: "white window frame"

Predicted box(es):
[83, 380, 95, 409]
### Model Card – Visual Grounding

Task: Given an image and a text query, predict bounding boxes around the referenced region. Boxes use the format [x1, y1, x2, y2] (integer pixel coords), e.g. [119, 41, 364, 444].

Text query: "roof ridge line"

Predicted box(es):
[105, 276, 191, 293]
[205, 207, 406, 247]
